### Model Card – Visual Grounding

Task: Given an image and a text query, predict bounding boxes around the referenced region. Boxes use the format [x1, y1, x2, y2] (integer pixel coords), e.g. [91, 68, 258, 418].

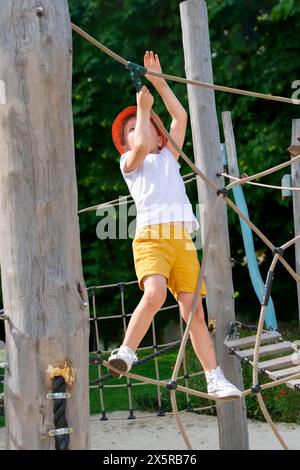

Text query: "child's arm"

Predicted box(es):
[123, 86, 153, 173]
[144, 51, 188, 160]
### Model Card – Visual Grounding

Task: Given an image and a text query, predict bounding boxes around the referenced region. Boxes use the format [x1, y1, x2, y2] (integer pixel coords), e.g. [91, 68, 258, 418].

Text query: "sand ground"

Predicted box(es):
[0, 411, 299, 450]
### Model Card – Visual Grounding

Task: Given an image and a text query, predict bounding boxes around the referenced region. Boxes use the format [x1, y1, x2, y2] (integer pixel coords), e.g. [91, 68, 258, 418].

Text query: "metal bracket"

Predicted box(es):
[126, 61, 146, 92]
[0, 310, 8, 321]
[208, 318, 216, 336]
[35, 6, 45, 17]
[228, 321, 238, 338]
[48, 427, 73, 437]
[47, 392, 71, 400]
[80, 299, 89, 309]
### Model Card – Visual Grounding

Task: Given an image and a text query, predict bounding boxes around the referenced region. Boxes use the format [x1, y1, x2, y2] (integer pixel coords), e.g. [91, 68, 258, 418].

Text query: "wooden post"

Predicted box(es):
[180, 0, 249, 449]
[291, 119, 300, 324]
[0, 1, 90, 449]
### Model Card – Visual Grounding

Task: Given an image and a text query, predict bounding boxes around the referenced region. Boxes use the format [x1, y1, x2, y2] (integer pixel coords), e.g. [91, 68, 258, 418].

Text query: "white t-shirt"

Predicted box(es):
[120, 146, 199, 234]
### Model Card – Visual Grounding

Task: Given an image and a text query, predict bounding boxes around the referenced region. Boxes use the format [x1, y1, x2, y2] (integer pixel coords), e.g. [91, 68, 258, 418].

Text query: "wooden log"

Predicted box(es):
[291, 120, 300, 324]
[258, 354, 296, 371]
[224, 331, 282, 351]
[0, 0, 90, 449]
[267, 365, 300, 380]
[286, 380, 300, 391]
[180, 0, 249, 450]
[236, 341, 294, 360]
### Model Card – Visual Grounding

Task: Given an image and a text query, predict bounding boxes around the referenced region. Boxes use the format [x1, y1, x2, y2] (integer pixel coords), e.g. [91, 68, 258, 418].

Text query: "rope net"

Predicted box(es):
[88, 282, 213, 421]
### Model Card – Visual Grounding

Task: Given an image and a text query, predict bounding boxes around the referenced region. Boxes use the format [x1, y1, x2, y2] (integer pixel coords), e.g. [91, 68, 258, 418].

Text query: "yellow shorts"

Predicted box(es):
[132, 223, 206, 300]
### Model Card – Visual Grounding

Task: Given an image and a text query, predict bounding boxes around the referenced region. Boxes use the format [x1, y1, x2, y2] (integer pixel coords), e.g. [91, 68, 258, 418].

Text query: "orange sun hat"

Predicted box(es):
[112, 105, 167, 155]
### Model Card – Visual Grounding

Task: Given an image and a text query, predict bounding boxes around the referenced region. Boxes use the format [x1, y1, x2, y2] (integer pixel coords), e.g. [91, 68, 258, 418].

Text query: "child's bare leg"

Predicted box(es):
[177, 292, 217, 372]
[122, 274, 167, 352]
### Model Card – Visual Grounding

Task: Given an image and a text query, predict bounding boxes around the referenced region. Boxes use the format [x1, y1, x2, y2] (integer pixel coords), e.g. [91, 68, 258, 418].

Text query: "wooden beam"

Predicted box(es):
[291, 120, 300, 324]
[258, 354, 296, 371]
[235, 341, 294, 360]
[286, 379, 300, 391]
[267, 365, 300, 380]
[0, 0, 90, 449]
[224, 331, 282, 350]
[180, 0, 249, 450]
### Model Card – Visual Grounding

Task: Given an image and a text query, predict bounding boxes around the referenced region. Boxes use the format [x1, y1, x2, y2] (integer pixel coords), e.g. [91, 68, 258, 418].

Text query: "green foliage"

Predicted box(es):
[242, 363, 300, 424]
[67, 0, 300, 324]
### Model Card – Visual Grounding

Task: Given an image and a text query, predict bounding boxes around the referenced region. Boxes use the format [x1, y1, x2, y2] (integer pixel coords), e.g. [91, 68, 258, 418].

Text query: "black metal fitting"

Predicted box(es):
[100, 412, 108, 421]
[262, 270, 275, 307]
[88, 286, 97, 298]
[228, 321, 237, 337]
[272, 247, 284, 256]
[126, 62, 147, 92]
[128, 409, 136, 420]
[167, 380, 177, 390]
[126, 61, 147, 76]
[251, 384, 261, 394]
[186, 403, 193, 413]
[89, 356, 103, 365]
[216, 187, 228, 198]
[118, 282, 125, 293]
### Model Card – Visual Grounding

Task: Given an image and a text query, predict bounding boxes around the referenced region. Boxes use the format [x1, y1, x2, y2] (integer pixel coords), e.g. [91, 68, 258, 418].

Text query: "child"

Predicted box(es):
[109, 51, 241, 399]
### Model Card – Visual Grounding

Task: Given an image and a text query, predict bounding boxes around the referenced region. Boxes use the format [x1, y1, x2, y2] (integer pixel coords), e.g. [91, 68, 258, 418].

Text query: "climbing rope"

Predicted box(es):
[222, 172, 300, 192]
[72, 24, 300, 450]
[47, 363, 75, 450]
[49, 376, 71, 450]
[71, 23, 300, 106]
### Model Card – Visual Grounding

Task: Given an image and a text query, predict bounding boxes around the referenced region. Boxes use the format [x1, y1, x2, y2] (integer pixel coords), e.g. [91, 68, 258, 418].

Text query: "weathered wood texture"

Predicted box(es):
[224, 331, 282, 350]
[0, 0, 90, 449]
[291, 119, 300, 324]
[180, 0, 249, 450]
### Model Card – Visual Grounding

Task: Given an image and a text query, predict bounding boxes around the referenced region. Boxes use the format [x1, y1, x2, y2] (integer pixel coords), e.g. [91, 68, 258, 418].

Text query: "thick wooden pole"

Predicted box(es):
[291, 119, 300, 324]
[180, 0, 249, 449]
[0, 1, 90, 449]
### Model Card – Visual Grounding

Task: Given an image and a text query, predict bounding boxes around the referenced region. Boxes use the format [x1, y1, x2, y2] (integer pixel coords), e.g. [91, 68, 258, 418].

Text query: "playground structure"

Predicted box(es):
[0, 0, 299, 450]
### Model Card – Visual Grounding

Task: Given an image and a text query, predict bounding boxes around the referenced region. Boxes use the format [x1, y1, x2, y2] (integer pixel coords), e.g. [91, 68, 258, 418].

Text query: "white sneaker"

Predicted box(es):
[205, 366, 242, 400]
[108, 345, 138, 377]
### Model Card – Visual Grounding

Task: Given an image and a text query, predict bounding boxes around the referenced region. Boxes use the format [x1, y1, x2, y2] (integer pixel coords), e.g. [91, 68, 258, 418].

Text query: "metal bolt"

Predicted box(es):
[49, 427, 73, 437]
[36, 7, 45, 17]
[47, 392, 71, 400]
[80, 299, 89, 309]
